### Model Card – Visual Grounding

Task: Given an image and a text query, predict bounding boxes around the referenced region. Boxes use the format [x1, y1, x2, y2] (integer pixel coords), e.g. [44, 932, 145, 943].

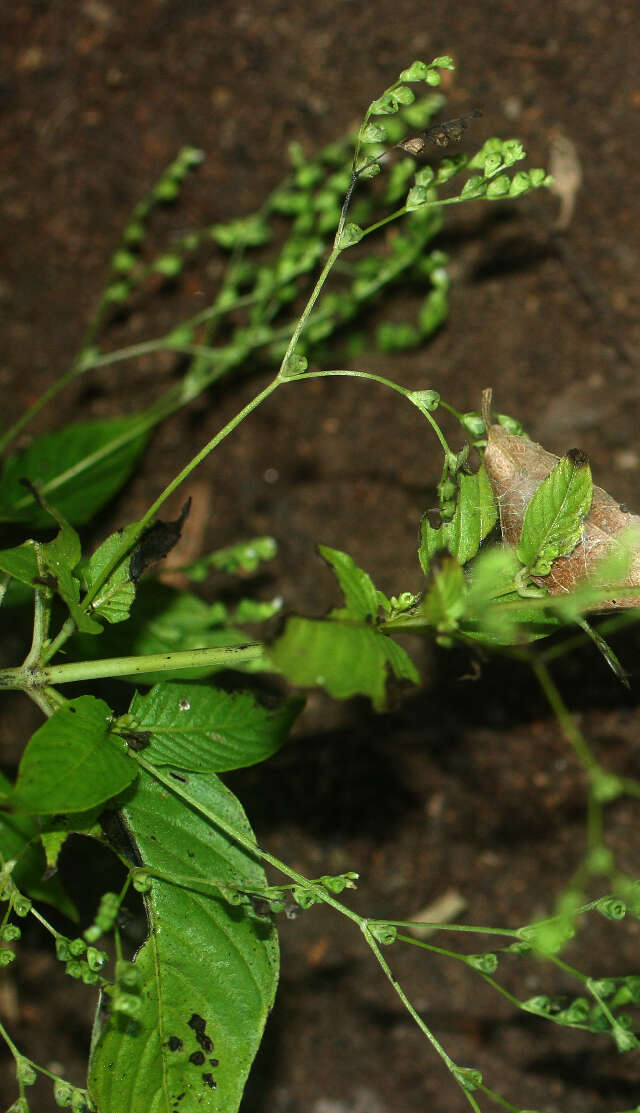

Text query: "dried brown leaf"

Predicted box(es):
[482, 389, 640, 609]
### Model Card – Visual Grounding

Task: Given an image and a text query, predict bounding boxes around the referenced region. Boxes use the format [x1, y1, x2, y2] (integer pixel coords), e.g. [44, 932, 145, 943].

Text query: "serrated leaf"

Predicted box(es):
[420, 467, 497, 573]
[82, 523, 140, 624]
[318, 545, 379, 621]
[268, 617, 419, 711]
[40, 524, 102, 634]
[124, 683, 303, 771]
[517, 450, 593, 575]
[11, 696, 137, 814]
[0, 772, 77, 918]
[0, 540, 39, 585]
[89, 768, 278, 1113]
[0, 416, 150, 527]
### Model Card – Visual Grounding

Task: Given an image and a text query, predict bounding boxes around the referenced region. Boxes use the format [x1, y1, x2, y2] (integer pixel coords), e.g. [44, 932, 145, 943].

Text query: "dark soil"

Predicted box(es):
[1, 2, 639, 1111]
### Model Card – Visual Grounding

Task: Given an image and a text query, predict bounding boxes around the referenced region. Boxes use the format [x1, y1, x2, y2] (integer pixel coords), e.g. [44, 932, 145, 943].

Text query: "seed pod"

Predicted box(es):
[482, 389, 640, 609]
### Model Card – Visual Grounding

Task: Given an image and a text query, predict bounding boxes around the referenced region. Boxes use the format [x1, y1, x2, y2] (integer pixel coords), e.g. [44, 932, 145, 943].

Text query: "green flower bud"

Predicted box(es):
[16, 1058, 37, 1085]
[13, 896, 32, 917]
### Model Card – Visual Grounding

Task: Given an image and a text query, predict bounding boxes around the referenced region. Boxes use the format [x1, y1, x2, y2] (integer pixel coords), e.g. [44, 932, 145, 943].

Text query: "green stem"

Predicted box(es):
[396, 934, 524, 1011]
[0, 643, 263, 691]
[288, 368, 452, 456]
[23, 584, 49, 669]
[79, 374, 281, 615]
[362, 925, 482, 1111]
[24, 685, 66, 718]
[132, 753, 363, 926]
[277, 248, 341, 379]
[0, 1016, 21, 1060]
[531, 658, 596, 773]
[372, 919, 517, 939]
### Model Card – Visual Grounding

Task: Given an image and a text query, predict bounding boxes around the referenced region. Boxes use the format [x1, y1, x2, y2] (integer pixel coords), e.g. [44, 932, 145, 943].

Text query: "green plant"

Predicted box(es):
[1, 57, 639, 1113]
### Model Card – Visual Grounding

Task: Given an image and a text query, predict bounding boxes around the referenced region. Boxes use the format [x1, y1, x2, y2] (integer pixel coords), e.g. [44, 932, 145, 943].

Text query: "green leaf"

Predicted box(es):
[517, 450, 593, 576]
[82, 523, 140, 624]
[40, 524, 102, 634]
[269, 617, 419, 711]
[0, 540, 39, 585]
[419, 466, 497, 573]
[11, 696, 137, 814]
[89, 768, 278, 1113]
[0, 772, 77, 918]
[0, 416, 150, 527]
[124, 684, 304, 772]
[318, 546, 379, 621]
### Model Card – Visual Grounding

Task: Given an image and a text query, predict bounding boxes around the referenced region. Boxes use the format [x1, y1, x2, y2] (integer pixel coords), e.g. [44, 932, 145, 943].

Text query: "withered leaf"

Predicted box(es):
[482, 391, 640, 610]
[129, 498, 192, 583]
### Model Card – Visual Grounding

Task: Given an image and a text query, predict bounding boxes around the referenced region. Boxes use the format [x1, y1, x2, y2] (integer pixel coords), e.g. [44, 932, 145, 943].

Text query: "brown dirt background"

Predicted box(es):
[1, 2, 640, 1111]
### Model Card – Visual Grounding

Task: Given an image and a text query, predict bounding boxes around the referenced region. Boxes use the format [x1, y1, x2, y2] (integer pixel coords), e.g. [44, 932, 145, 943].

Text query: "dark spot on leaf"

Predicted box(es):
[189, 1051, 205, 1065]
[117, 730, 152, 751]
[566, 447, 589, 467]
[69, 707, 77, 714]
[129, 498, 191, 582]
[167, 1036, 183, 1052]
[202, 1073, 216, 1089]
[187, 850, 195, 858]
[209, 1058, 219, 1067]
[188, 1012, 214, 1052]
[169, 771, 188, 783]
